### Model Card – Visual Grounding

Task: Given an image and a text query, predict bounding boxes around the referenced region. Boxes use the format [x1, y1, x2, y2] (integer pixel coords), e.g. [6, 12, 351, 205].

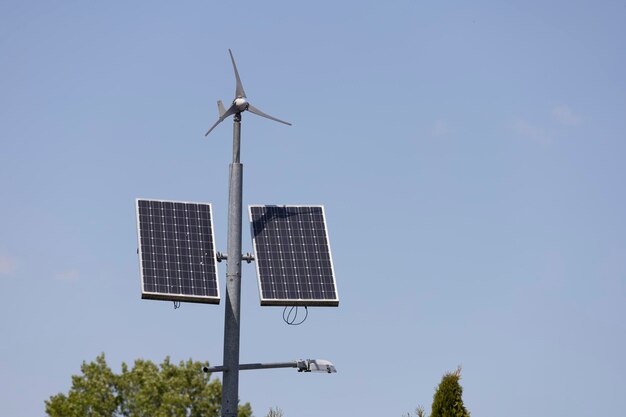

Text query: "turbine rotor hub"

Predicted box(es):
[234, 97, 249, 112]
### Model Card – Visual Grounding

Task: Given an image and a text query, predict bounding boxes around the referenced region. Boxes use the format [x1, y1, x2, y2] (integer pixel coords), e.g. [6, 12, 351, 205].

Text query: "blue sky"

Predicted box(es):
[1, 1, 625, 416]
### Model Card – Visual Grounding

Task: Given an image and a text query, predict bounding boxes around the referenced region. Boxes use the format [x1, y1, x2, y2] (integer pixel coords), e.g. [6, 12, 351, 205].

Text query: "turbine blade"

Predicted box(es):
[221, 104, 237, 120]
[205, 104, 238, 136]
[229, 49, 246, 98]
[217, 100, 226, 117]
[205, 119, 222, 137]
[247, 104, 292, 126]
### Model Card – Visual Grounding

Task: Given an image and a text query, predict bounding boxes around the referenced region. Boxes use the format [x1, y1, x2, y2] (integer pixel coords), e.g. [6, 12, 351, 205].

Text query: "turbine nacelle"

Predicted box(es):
[204, 49, 291, 137]
[233, 97, 249, 112]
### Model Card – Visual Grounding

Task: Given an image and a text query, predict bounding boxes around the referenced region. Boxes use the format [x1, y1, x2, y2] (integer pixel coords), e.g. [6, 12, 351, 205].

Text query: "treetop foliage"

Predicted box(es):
[430, 366, 470, 417]
[45, 354, 252, 417]
[265, 406, 284, 417]
[405, 366, 470, 417]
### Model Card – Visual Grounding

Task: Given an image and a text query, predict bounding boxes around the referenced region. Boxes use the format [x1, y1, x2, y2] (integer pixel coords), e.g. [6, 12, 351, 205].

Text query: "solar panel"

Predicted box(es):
[136, 198, 220, 304]
[249, 205, 338, 306]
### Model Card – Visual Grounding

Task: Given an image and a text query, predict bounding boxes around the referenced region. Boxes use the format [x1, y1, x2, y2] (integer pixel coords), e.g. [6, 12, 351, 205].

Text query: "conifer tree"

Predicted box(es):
[430, 366, 470, 417]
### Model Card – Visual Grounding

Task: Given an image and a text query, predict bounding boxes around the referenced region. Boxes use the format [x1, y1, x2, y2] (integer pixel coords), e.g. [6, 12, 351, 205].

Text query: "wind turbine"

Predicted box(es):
[205, 49, 291, 137]
[204, 50, 293, 417]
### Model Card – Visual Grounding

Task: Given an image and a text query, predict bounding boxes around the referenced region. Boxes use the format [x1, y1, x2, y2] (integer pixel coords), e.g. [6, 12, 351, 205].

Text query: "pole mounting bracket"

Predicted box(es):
[216, 252, 255, 263]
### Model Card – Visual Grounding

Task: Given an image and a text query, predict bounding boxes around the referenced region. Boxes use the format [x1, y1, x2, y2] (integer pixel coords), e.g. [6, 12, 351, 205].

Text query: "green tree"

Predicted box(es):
[45, 354, 253, 417]
[430, 367, 470, 417]
[404, 367, 470, 417]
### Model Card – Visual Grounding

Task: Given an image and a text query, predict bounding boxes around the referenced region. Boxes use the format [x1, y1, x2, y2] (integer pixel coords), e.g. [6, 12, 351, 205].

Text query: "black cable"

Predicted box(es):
[282, 306, 308, 325]
[173, 301, 181, 309]
[283, 306, 296, 323]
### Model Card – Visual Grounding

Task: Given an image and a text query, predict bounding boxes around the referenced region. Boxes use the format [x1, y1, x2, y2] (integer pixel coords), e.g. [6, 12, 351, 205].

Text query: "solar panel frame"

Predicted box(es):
[136, 198, 221, 304]
[249, 204, 339, 307]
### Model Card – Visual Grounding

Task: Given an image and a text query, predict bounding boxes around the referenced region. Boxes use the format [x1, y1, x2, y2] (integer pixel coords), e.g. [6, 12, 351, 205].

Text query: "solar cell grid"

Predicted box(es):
[249, 205, 338, 306]
[136, 199, 220, 304]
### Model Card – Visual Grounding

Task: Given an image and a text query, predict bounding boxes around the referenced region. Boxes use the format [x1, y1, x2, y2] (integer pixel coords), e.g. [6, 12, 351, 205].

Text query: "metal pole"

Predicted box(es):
[222, 112, 243, 417]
